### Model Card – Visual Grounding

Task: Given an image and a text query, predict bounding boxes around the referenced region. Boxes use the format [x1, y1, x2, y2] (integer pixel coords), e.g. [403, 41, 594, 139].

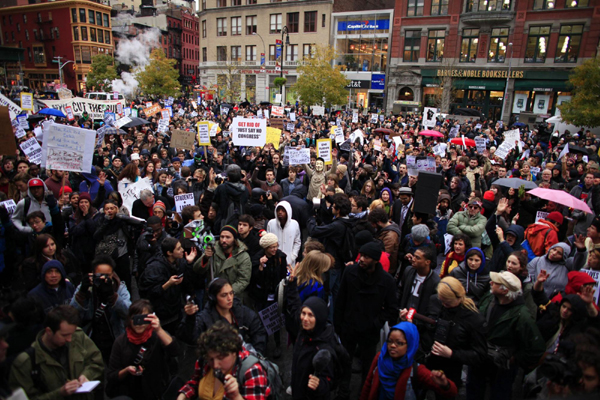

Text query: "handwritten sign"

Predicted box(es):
[174, 193, 195, 213]
[312, 106, 324, 116]
[334, 127, 344, 144]
[258, 302, 282, 335]
[289, 148, 310, 165]
[475, 137, 487, 153]
[416, 157, 436, 172]
[41, 97, 126, 120]
[535, 211, 549, 223]
[231, 117, 267, 146]
[119, 179, 153, 214]
[43, 123, 95, 172]
[272, 106, 284, 117]
[143, 104, 161, 117]
[197, 122, 211, 146]
[317, 138, 332, 165]
[20, 137, 43, 165]
[20, 92, 33, 111]
[0, 199, 16, 215]
[171, 129, 195, 149]
[266, 127, 281, 150]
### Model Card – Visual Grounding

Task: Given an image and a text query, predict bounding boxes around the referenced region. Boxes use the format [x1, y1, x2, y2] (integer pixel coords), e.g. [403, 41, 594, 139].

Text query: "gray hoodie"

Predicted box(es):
[11, 179, 51, 233]
[527, 242, 587, 297]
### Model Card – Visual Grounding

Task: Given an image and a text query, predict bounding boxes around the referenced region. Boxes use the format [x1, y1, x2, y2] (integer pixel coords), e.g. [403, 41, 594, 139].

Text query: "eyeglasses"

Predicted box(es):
[386, 339, 407, 347]
[467, 205, 480, 209]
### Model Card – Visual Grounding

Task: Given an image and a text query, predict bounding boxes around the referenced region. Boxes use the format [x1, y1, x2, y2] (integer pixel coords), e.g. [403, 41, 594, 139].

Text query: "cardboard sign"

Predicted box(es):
[312, 105, 325, 116]
[0, 93, 23, 119]
[197, 122, 211, 146]
[174, 193, 195, 213]
[143, 104, 161, 117]
[317, 138, 332, 164]
[0, 106, 17, 156]
[266, 127, 281, 150]
[272, 106, 284, 117]
[231, 117, 267, 146]
[20, 92, 33, 111]
[43, 123, 95, 172]
[258, 302, 282, 335]
[20, 137, 43, 164]
[0, 199, 17, 215]
[65, 106, 75, 121]
[119, 179, 153, 214]
[171, 129, 195, 149]
[289, 148, 310, 165]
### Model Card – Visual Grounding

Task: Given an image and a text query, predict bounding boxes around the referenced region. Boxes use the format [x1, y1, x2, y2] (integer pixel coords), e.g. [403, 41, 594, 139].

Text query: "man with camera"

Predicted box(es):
[134, 216, 170, 278]
[70, 255, 132, 362]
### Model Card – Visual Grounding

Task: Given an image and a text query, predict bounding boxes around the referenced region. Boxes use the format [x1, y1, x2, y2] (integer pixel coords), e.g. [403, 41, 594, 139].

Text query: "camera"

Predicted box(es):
[93, 273, 112, 287]
[538, 353, 582, 387]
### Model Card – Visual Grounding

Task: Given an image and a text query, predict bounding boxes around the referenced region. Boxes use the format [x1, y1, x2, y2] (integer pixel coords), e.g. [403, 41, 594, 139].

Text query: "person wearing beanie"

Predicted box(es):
[193, 224, 252, 295]
[249, 232, 287, 358]
[434, 192, 454, 248]
[11, 178, 53, 233]
[334, 237, 398, 395]
[481, 190, 496, 219]
[447, 197, 487, 248]
[368, 208, 401, 276]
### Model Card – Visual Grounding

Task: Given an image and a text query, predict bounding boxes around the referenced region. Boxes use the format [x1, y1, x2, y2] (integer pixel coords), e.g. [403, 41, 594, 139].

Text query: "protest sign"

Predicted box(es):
[258, 303, 282, 335]
[209, 123, 218, 137]
[119, 179, 153, 214]
[0, 93, 23, 119]
[197, 122, 211, 146]
[257, 109, 263, 118]
[157, 119, 169, 133]
[15, 126, 26, 139]
[146, 102, 152, 108]
[351, 129, 364, 145]
[530, 166, 541, 177]
[475, 123, 482, 131]
[317, 139, 332, 164]
[503, 129, 520, 149]
[220, 105, 230, 115]
[114, 116, 132, 129]
[289, 148, 311, 165]
[475, 138, 487, 154]
[174, 193, 195, 213]
[103, 112, 115, 127]
[17, 115, 28, 130]
[270, 117, 284, 130]
[266, 127, 281, 150]
[535, 211, 549, 223]
[283, 147, 290, 166]
[272, 106, 284, 117]
[406, 155, 416, 168]
[333, 127, 344, 144]
[289, 112, 296, 121]
[0, 199, 16, 215]
[0, 106, 17, 156]
[286, 123, 295, 132]
[416, 157, 436, 172]
[143, 104, 161, 117]
[558, 143, 569, 161]
[373, 139, 382, 152]
[160, 109, 170, 121]
[494, 142, 512, 160]
[65, 106, 75, 121]
[171, 129, 195, 149]
[312, 106, 324, 116]
[231, 117, 267, 146]
[370, 114, 378, 124]
[581, 270, 600, 305]
[40, 97, 127, 120]
[131, 108, 138, 118]
[352, 111, 358, 123]
[178, 108, 185, 116]
[423, 107, 437, 128]
[20, 137, 43, 164]
[20, 92, 33, 111]
[43, 123, 95, 172]
[116, 103, 123, 115]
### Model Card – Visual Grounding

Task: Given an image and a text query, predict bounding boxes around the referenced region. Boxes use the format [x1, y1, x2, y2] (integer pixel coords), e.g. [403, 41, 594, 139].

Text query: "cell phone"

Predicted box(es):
[177, 273, 184, 279]
[214, 369, 227, 384]
[132, 314, 149, 325]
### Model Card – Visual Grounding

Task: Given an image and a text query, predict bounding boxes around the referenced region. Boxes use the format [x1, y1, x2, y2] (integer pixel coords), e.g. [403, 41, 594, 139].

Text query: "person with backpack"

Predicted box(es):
[522, 211, 563, 261]
[10, 178, 53, 234]
[177, 321, 272, 400]
[212, 165, 250, 227]
[360, 322, 458, 400]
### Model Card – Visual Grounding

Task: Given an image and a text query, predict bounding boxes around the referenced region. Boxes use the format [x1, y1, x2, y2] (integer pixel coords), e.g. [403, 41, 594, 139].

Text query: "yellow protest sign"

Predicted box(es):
[317, 138, 332, 165]
[266, 127, 282, 150]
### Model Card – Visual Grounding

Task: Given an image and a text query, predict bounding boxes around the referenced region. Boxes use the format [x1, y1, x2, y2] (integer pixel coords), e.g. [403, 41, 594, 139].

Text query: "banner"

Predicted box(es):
[171, 129, 195, 149]
[317, 139, 332, 165]
[231, 117, 267, 146]
[197, 122, 211, 146]
[42, 123, 95, 172]
[0, 93, 23, 119]
[119, 179, 153, 214]
[266, 127, 281, 150]
[174, 193, 195, 213]
[20, 137, 43, 165]
[289, 148, 310, 165]
[20, 92, 33, 111]
[40, 97, 127, 120]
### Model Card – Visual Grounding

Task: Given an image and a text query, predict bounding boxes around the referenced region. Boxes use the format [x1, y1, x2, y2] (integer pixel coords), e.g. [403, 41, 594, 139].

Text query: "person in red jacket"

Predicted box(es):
[360, 322, 457, 400]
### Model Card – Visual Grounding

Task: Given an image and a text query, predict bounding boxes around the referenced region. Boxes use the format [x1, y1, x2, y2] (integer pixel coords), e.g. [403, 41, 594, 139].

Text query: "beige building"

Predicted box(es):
[198, 0, 333, 104]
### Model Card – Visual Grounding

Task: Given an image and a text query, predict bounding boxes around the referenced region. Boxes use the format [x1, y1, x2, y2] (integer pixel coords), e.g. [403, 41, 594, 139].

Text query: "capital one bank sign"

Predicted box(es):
[337, 19, 390, 31]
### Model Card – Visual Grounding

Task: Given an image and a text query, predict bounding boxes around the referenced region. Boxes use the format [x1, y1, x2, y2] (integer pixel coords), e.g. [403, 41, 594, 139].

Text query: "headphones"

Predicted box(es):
[207, 277, 221, 304]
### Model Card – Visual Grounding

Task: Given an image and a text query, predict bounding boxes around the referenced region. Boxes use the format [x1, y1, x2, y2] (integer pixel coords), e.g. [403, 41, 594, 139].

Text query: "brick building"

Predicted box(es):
[0, 0, 114, 93]
[388, 0, 600, 122]
[181, 7, 199, 88]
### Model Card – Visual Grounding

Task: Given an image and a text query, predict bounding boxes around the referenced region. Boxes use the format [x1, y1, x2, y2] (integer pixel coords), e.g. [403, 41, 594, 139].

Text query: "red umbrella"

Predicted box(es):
[450, 137, 476, 147]
[419, 129, 444, 138]
[373, 128, 394, 135]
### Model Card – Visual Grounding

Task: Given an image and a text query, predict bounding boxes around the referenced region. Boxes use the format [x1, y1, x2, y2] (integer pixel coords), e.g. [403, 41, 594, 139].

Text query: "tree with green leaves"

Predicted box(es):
[558, 57, 600, 128]
[292, 45, 349, 107]
[86, 54, 118, 92]
[135, 48, 181, 98]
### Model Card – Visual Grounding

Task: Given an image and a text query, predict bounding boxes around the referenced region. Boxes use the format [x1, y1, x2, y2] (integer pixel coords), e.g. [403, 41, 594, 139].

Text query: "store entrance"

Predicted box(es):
[450, 89, 505, 121]
[369, 92, 384, 111]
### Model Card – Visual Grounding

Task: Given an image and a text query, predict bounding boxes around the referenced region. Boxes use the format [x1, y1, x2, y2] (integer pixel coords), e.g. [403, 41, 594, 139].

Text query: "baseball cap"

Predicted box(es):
[547, 211, 564, 226]
[28, 178, 44, 188]
[490, 271, 522, 292]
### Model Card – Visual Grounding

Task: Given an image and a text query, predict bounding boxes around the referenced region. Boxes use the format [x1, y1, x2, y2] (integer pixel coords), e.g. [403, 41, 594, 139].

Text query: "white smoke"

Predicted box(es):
[111, 28, 161, 98]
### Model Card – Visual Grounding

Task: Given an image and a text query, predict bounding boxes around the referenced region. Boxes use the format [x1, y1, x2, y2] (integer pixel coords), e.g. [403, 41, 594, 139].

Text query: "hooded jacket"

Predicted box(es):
[524, 219, 560, 257]
[11, 180, 51, 233]
[212, 180, 250, 225]
[28, 260, 76, 314]
[193, 239, 252, 295]
[249, 248, 288, 303]
[486, 219, 525, 273]
[307, 216, 356, 270]
[79, 172, 114, 206]
[267, 201, 302, 266]
[450, 248, 490, 304]
[281, 185, 313, 230]
[527, 242, 587, 297]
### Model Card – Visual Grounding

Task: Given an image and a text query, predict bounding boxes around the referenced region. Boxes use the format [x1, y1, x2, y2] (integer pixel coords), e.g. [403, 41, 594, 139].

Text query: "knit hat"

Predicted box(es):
[437, 193, 451, 204]
[172, 157, 181, 163]
[355, 230, 375, 248]
[359, 242, 382, 261]
[455, 164, 465, 174]
[28, 178, 44, 188]
[59, 186, 73, 196]
[546, 211, 564, 226]
[79, 192, 92, 203]
[411, 224, 430, 243]
[220, 225, 239, 239]
[153, 200, 167, 213]
[490, 271, 522, 292]
[483, 190, 495, 202]
[259, 233, 278, 248]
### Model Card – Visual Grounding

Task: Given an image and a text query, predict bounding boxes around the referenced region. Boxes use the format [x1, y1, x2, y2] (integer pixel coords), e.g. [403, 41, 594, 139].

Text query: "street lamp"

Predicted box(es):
[253, 32, 268, 103]
[52, 56, 74, 86]
[500, 42, 513, 123]
[280, 25, 289, 106]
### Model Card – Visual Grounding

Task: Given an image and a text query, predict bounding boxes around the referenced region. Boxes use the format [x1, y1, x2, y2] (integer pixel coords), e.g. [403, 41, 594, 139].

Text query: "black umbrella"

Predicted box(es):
[557, 144, 589, 155]
[27, 114, 46, 121]
[259, 101, 272, 106]
[239, 100, 251, 108]
[121, 117, 150, 128]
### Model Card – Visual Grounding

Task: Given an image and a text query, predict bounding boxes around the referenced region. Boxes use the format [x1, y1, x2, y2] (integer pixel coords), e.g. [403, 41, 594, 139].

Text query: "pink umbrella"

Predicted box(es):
[419, 129, 444, 138]
[528, 187, 593, 214]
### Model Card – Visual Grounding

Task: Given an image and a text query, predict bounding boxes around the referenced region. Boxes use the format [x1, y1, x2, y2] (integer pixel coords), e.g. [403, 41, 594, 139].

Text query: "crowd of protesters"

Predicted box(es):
[1, 93, 600, 400]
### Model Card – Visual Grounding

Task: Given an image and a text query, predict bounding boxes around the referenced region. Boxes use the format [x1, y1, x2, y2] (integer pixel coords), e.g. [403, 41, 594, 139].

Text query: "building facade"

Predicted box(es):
[181, 7, 199, 88]
[388, 0, 600, 122]
[198, 0, 334, 104]
[0, 0, 114, 93]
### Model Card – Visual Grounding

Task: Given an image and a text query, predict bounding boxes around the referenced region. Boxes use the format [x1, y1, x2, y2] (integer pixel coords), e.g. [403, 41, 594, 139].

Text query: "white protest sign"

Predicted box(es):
[40, 97, 126, 120]
[0, 199, 17, 215]
[178, 108, 185, 116]
[114, 116, 132, 129]
[475, 123, 482, 131]
[373, 139, 382, 152]
[352, 111, 358, 123]
[131, 108, 138, 118]
[423, 107, 438, 128]
[416, 157, 436, 172]
[65, 106, 75, 121]
[581, 269, 600, 305]
[197, 122, 211, 146]
[161, 109, 170, 121]
[312, 106, 324, 116]
[494, 142, 512, 160]
[231, 117, 267, 146]
[17, 115, 29, 130]
[119, 179, 153, 214]
[124, 107, 131, 117]
[257, 109, 263, 118]
[157, 119, 169, 133]
[535, 211, 549, 223]
[503, 129, 521, 149]
[272, 106, 284, 117]
[116, 103, 123, 115]
[444, 233, 454, 255]
[558, 143, 569, 161]
[317, 139, 331, 164]
[0, 93, 23, 119]
[43, 123, 95, 172]
[530, 166, 541, 177]
[370, 114, 378, 124]
[20, 93, 33, 111]
[351, 129, 364, 145]
[264, 110, 269, 119]
[15, 126, 26, 139]
[20, 137, 43, 165]
[334, 127, 344, 144]
[406, 155, 416, 168]
[174, 193, 195, 213]
[475, 137, 487, 153]
[289, 112, 296, 121]
[288, 148, 311, 165]
[258, 302, 282, 335]
[210, 124, 218, 137]
[287, 123, 295, 132]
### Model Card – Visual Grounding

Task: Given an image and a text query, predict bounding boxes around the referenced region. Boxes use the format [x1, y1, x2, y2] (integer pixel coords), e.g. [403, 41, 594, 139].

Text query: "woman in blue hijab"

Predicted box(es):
[360, 322, 458, 400]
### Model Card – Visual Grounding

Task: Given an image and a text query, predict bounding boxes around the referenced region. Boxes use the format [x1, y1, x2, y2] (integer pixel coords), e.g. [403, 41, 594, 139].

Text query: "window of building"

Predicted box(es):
[88, 10, 95, 25]
[467, 0, 512, 11]
[304, 11, 316, 32]
[33, 46, 45, 64]
[96, 12, 102, 26]
[525, 26, 550, 63]
[81, 26, 88, 41]
[287, 13, 299, 33]
[488, 27, 509, 62]
[566, 0, 589, 7]
[246, 16, 257, 35]
[217, 46, 227, 61]
[17, 23, 20, 32]
[71, 9, 77, 22]
[231, 17, 241, 36]
[233, 0, 241, 5]
[460, 28, 479, 63]
[38, 30, 43, 41]
[286, 44, 298, 61]
[217, 0, 227, 7]
[269, 44, 276, 61]
[27, 48, 32, 62]
[25, 29, 29, 40]
[103, 14, 109, 27]
[33, 29, 37, 40]
[11, 32, 15, 42]
[105, 31, 110, 44]
[8, 15, 12, 24]
[246, 45, 257, 61]
[81, 46, 91, 63]
[231, 46, 241, 62]
[79, 9, 86, 23]
[532, 0, 555, 10]
[36, 13, 41, 23]
[322, 14, 326, 28]
[54, 27, 59, 39]
[90, 28, 96, 42]
[202, 20, 206, 38]
[555, 24, 583, 63]
[23, 15, 27, 23]
[202, 47, 207, 62]
[217, 18, 227, 36]
[403, 30, 421, 62]
[98, 29, 104, 43]
[270, 14, 282, 34]
[407, 0, 424, 16]
[303, 43, 315, 58]
[247, 0, 257, 4]
[431, 0, 449, 15]
[427, 29, 445, 62]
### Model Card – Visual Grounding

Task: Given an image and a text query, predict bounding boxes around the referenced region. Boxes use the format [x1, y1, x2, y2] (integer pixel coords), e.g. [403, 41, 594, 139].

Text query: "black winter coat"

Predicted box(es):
[307, 216, 355, 270]
[250, 249, 288, 303]
[398, 268, 440, 330]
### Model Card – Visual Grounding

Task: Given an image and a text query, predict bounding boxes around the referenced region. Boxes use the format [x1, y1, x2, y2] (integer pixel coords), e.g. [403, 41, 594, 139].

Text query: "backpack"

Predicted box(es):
[523, 228, 552, 262]
[326, 332, 351, 391]
[338, 224, 355, 264]
[224, 197, 245, 227]
[24, 347, 47, 393]
[21, 197, 32, 224]
[236, 351, 284, 400]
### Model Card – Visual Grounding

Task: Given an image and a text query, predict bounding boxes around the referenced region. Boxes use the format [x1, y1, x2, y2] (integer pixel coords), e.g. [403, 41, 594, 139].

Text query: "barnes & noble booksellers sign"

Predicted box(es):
[436, 69, 524, 79]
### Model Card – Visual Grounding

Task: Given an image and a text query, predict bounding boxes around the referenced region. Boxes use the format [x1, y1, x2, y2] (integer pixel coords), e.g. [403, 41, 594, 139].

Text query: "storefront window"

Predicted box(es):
[431, 0, 449, 15]
[407, 0, 424, 16]
[246, 74, 256, 103]
[555, 24, 583, 63]
[460, 29, 479, 63]
[533, 0, 555, 10]
[427, 30, 445, 62]
[467, 0, 512, 11]
[525, 26, 550, 63]
[336, 37, 388, 71]
[565, 0, 589, 7]
[488, 28, 509, 63]
[404, 30, 420, 62]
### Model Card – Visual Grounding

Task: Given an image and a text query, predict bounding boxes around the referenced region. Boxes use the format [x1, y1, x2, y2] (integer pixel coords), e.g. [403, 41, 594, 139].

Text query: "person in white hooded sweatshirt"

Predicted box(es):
[267, 201, 301, 267]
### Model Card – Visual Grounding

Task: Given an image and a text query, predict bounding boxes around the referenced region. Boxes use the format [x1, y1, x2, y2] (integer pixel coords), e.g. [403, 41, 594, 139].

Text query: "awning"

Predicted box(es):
[514, 80, 571, 92]
[421, 78, 505, 90]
